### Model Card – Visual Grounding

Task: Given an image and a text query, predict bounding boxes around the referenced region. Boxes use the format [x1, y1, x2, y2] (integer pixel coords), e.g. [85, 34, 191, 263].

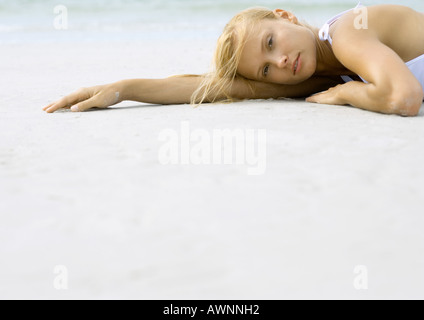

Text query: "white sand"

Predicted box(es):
[1, 40, 424, 300]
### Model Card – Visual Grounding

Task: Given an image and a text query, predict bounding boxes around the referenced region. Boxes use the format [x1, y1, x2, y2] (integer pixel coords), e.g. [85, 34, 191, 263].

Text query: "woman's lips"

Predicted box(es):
[293, 54, 301, 75]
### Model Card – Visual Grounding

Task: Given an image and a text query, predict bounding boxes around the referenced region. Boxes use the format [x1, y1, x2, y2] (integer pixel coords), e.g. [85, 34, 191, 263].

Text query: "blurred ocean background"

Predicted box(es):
[1, 0, 424, 45]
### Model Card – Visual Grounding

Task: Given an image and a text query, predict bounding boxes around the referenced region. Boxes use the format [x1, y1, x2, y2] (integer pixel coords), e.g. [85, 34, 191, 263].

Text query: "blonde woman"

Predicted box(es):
[43, 3, 424, 116]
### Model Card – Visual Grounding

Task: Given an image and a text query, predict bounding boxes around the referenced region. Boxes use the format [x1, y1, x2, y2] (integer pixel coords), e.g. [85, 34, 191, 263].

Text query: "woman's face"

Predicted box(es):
[237, 10, 317, 85]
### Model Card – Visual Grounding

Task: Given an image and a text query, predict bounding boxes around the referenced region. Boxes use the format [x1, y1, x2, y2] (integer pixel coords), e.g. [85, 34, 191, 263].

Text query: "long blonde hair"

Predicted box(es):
[190, 7, 279, 106]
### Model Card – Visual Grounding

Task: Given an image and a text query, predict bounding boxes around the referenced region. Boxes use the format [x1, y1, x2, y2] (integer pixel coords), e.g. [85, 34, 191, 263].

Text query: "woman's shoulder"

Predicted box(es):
[331, 4, 421, 38]
[330, 4, 424, 62]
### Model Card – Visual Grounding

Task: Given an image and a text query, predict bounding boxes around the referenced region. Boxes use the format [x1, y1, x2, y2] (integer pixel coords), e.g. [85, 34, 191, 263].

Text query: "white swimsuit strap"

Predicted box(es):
[319, 2, 363, 45]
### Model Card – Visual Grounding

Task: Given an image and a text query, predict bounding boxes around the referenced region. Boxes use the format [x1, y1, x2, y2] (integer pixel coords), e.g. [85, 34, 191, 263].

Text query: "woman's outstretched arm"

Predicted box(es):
[42, 78, 202, 113]
[42, 75, 339, 113]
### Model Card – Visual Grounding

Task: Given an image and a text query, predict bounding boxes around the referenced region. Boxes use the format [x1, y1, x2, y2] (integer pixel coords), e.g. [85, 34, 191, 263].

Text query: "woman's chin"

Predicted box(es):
[289, 73, 314, 85]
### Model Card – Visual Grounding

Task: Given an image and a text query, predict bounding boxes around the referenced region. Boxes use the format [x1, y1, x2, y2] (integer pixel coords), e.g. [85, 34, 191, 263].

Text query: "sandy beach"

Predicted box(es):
[2, 1, 424, 299]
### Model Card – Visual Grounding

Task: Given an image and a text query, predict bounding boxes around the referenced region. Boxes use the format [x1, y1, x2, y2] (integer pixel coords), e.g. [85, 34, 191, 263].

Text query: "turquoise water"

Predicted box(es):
[1, 0, 423, 44]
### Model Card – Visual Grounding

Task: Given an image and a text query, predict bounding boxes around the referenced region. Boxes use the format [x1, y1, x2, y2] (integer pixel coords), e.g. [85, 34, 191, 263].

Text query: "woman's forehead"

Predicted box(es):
[240, 19, 279, 40]
[233, 19, 277, 55]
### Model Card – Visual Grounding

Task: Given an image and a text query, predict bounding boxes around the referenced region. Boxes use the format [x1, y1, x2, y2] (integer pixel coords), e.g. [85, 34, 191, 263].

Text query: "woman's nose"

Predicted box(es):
[274, 55, 289, 69]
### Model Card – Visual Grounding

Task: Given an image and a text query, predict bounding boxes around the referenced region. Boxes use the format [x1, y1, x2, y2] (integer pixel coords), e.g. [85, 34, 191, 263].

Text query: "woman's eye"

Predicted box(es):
[263, 65, 269, 77]
[268, 36, 273, 48]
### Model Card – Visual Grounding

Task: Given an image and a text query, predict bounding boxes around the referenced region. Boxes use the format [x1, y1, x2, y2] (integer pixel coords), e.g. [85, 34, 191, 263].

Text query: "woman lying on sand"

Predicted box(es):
[43, 3, 424, 116]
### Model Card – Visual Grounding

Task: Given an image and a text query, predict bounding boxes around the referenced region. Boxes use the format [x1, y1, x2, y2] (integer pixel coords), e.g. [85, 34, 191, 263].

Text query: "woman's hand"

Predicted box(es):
[305, 84, 347, 106]
[42, 83, 123, 113]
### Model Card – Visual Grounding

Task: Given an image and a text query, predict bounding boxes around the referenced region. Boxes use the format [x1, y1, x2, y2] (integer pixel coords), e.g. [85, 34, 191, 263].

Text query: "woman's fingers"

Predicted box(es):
[305, 85, 347, 105]
[70, 95, 102, 112]
[43, 88, 90, 113]
[306, 90, 335, 104]
[42, 102, 55, 111]
[305, 94, 322, 103]
[43, 85, 118, 113]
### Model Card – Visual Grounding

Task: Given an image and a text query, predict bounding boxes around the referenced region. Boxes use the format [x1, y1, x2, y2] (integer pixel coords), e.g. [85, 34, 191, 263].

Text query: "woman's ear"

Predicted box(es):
[273, 9, 299, 24]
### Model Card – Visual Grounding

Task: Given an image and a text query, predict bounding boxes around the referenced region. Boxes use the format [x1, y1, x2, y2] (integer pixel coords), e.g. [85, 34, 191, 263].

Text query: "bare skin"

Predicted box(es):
[43, 4, 424, 116]
[42, 75, 340, 113]
[307, 5, 424, 116]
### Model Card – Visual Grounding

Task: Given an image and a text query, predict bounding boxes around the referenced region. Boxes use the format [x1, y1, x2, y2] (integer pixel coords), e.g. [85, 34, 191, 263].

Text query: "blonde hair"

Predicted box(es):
[190, 7, 279, 106]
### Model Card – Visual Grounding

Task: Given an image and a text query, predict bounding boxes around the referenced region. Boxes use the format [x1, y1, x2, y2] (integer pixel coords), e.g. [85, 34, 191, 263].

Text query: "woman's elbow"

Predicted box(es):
[386, 86, 423, 117]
